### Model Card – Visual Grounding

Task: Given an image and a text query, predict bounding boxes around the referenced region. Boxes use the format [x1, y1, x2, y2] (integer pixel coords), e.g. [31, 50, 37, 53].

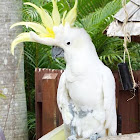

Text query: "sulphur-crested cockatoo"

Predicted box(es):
[11, 0, 117, 140]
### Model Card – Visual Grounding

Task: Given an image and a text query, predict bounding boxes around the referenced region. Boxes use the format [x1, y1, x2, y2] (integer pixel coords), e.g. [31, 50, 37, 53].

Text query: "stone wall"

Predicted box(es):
[0, 0, 28, 140]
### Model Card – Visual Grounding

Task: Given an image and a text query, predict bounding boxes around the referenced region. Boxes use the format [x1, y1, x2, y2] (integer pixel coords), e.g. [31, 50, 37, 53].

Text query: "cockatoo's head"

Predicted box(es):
[29, 22, 88, 51]
[11, 0, 86, 56]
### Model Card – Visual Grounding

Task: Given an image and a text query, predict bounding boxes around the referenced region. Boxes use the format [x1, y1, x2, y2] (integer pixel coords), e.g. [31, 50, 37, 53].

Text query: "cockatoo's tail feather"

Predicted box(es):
[10, 0, 78, 55]
[11, 32, 34, 55]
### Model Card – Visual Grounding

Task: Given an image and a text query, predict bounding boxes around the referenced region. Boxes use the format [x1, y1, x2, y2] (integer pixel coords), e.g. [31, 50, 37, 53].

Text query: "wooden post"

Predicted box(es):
[118, 71, 139, 134]
[42, 73, 58, 135]
[114, 72, 122, 134]
[35, 68, 43, 140]
[137, 71, 140, 131]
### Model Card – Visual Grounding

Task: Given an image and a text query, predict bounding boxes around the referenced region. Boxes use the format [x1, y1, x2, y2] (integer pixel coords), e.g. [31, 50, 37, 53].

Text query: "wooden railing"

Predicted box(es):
[35, 68, 140, 140]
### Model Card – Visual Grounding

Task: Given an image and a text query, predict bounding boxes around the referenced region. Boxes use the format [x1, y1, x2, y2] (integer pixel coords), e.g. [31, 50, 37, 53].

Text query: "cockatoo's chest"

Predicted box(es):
[65, 70, 103, 108]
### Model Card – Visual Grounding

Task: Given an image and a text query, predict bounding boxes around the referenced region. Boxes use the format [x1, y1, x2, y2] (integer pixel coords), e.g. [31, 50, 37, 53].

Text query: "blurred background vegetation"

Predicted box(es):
[22, 0, 140, 139]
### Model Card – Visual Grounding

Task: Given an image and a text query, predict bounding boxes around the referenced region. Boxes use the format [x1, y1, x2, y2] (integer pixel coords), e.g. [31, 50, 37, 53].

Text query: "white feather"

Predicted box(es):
[102, 67, 117, 135]
[56, 26, 117, 138]
[27, 24, 117, 139]
[29, 31, 59, 46]
[57, 72, 73, 125]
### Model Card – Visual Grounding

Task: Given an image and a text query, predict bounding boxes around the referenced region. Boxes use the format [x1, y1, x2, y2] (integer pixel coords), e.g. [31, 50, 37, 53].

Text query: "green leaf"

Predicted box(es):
[80, 0, 122, 36]
[0, 93, 6, 99]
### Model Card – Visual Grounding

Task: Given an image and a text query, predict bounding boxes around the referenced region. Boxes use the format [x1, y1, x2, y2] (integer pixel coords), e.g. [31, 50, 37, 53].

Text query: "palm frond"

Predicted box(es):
[27, 111, 36, 139]
[77, 0, 113, 19]
[80, 0, 122, 36]
[127, 43, 140, 70]
[23, 6, 40, 22]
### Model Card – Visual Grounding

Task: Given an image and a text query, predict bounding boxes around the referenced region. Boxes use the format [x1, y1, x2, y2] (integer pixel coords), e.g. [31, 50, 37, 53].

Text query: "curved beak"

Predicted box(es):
[30, 31, 64, 59]
[52, 46, 64, 59]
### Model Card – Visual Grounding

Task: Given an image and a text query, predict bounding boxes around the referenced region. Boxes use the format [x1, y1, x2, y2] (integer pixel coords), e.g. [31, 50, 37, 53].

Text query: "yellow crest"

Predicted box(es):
[10, 0, 78, 55]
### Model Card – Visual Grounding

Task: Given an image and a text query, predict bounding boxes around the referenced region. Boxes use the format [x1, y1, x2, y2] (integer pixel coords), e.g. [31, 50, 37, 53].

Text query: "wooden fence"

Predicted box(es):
[35, 68, 140, 140]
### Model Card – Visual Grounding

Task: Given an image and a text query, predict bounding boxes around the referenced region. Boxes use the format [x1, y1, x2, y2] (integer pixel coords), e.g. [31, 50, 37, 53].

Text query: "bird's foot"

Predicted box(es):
[90, 133, 100, 140]
[67, 135, 77, 140]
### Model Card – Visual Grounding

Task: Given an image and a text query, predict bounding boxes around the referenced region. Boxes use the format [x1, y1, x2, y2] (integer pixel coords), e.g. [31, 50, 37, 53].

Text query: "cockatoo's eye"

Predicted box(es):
[67, 42, 71, 45]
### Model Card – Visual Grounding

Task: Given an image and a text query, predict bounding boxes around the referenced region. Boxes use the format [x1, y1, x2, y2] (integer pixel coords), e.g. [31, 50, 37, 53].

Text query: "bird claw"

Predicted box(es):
[67, 135, 77, 140]
[90, 133, 99, 140]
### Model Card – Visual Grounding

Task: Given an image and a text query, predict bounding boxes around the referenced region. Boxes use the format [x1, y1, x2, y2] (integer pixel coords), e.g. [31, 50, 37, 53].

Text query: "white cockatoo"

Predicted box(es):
[11, 0, 117, 140]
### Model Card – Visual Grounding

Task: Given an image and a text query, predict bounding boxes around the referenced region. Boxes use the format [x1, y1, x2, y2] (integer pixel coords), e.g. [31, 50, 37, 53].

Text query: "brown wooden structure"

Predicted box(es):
[35, 68, 140, 140]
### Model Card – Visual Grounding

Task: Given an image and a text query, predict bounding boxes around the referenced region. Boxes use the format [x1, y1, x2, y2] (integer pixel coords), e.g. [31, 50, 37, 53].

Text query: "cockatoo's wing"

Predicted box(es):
[57, 72, 73, 125]
[102, 67, 117, 136]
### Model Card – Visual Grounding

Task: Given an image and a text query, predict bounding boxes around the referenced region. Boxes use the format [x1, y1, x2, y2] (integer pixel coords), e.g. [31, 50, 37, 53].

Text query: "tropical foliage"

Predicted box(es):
[21, 0, 140, 139]
[0, 93, 6, 98]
